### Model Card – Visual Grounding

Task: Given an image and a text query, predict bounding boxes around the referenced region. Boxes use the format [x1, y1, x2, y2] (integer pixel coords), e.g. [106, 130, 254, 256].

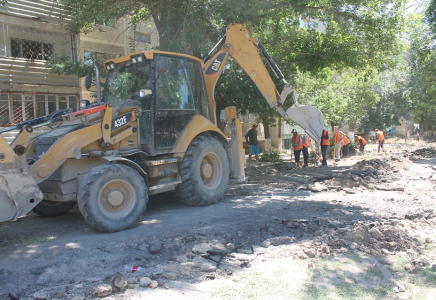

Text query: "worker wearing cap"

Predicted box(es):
[375, 129, 384, 153]
[320, 129, 330, 167]
[292, 129, 303, 167]
[245, 124, 259, 161]
[342, 133, 350, 158]
[355, 135, 366, 154]
[301, 134, 312, 168]
[333, 126, 344, 162]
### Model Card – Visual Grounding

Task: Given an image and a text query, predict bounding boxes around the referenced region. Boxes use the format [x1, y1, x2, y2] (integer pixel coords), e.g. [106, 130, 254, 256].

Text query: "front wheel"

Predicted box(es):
[176, 135, 229, 206]
[78, 164, 148, 232]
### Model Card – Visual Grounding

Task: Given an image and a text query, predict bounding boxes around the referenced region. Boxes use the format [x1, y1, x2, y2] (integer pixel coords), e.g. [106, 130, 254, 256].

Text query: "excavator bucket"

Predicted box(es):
[285, 104, 325, 143]
[0, 135, 43, 222]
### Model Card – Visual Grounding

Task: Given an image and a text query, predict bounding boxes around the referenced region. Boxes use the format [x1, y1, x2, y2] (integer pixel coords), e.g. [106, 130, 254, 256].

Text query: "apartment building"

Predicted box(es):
[0, 0, 158, 127]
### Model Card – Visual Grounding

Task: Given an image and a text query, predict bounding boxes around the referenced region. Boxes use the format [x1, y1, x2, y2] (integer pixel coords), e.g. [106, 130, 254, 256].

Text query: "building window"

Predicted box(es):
[95, 18, 116, 28]
[10, 38, 54, 60]
[134, 32, 151, 44]
[0, 93, 79, 126]
[84, 50, 117, 62]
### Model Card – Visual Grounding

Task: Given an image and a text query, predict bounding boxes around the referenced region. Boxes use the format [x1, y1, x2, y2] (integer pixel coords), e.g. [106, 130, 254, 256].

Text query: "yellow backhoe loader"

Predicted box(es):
[0, 24, 324, 232]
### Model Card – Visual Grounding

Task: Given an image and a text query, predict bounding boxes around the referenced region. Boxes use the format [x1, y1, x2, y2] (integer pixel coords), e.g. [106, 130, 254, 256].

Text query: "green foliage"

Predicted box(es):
[52, 0, 410, 129]
[348, 139, 359, 154]
[427, 0, 436, 35]
[45, 55, 96, 77]
[128, 36, 136, 53]
[293, 68, 381, 129]
[259, 151, 282, 162]
[405, 7, 436, 130]
[215, 59, 279, 125]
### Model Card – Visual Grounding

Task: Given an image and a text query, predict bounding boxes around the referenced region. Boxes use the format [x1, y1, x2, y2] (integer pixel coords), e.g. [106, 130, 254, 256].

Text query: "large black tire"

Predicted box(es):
[32, 200, 76, 217]
[77, 164, 148, 232]
[176, 134, 229, 206]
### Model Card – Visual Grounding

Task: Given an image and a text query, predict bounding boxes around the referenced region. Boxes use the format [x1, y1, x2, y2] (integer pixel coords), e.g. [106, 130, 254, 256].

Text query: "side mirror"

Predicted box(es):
[81, 100, 91, 109]
[84, 75, 92, 90]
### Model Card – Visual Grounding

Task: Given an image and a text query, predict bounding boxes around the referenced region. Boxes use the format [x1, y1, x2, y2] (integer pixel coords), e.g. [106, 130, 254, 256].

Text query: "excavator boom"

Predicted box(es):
[203, 24, 324, 143]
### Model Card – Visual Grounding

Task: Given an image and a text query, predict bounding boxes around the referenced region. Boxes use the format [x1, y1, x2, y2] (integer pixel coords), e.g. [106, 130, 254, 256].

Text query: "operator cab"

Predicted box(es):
[102, 52, 210, 155]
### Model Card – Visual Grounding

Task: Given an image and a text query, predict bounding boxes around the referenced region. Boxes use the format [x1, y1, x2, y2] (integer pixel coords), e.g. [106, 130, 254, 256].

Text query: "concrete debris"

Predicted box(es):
[393, 282, 406, 293]
[309, 183, 328, 192]
[139, 277, 152, 288]
[261, 236, 295, 247]
[374, 185, 405, 191]
[85, 284, 113, 297]
[111, 275, 128, 290]
[404, 263, 421, 274]
[148, 241, 164, 254]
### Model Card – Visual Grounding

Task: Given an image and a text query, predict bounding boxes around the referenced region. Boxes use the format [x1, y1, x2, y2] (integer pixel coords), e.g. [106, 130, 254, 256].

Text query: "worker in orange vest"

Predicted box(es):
[342, 134, 350, 158]
[301, 134, 312, 168]
[320, 129, 330, 167]
[292, 129, 303, 167]
[375, 129, 384, 153]
[333, 127, 344, 161]
[355, 135, 366, 154]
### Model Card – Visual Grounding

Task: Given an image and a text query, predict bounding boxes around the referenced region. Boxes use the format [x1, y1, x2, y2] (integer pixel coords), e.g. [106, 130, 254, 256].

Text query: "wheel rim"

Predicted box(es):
[200, 151, 223, 189]
[98, 179, 135, 218]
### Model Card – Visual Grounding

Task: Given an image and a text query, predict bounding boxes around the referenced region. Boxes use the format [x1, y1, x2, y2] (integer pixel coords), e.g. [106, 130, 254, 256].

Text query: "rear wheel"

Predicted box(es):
[176, 135, 229, 206]
[78, 164, 148, 232]
[32, 200, 76, 217]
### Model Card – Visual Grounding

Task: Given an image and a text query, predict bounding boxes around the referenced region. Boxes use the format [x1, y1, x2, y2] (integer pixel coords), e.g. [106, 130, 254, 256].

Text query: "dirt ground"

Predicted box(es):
[1, 140, 435, 300]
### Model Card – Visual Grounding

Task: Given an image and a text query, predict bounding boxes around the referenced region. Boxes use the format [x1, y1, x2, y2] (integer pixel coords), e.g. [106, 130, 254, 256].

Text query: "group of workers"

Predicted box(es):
[245, 123, 386, 166]
[290, 129, 312, 168]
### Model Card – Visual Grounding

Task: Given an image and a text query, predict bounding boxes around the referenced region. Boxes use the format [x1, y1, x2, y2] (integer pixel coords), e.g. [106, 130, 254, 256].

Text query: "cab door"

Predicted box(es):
[154, 56, 197, 151]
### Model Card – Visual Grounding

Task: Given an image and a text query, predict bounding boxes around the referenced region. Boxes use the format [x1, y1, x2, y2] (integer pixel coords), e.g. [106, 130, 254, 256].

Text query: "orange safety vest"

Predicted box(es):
[343, 135, 350, 146]
[292, 134, 303, 150]
[334, 131, 343, 144]
[377, 131, 384, 141]
[321, 130, 330, 146]
[302, 135, 312, 148]
[357, 136, 366, 146]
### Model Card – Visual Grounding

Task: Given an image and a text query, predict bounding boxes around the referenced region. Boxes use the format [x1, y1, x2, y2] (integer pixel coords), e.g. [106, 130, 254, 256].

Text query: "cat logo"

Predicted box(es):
[205, 53, 226, 75]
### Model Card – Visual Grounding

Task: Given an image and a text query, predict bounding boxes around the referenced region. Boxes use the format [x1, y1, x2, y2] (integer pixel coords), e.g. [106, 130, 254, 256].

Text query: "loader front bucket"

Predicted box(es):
[0, 135, 43, 222]
[285, 104, 324, 143]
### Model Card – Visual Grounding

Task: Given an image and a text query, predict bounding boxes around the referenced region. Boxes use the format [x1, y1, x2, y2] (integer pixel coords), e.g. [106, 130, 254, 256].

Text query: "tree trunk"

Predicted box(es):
[330, 122, 335, 133]
[348, 119, 357, 132]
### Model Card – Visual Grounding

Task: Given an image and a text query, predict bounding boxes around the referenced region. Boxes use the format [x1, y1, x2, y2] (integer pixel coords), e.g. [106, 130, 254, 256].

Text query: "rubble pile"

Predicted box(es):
[261, 212, 435, 265]
[409, 147, 436, 159]
[350, 158, 390, 180]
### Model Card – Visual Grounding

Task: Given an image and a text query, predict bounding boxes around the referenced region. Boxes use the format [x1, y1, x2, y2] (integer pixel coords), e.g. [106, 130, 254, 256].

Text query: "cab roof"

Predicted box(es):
[104, 50, 204, 68]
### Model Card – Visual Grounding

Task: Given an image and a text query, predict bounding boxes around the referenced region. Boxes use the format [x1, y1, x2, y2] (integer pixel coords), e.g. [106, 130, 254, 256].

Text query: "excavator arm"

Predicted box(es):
[203, 23, 324, 143]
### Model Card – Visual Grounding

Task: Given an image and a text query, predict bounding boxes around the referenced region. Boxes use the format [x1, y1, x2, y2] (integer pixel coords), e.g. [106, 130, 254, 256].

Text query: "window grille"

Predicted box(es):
[0, 93, 79, 126]
[10, 38, 54, 60]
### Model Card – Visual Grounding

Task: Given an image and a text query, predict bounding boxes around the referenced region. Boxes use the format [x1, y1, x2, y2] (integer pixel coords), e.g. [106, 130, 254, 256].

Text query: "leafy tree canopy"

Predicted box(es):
[44, 0, 410, 129]
[408, 6, 436, 130]
[54, 0, 407, 72]
[427, 0, 436, 35]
